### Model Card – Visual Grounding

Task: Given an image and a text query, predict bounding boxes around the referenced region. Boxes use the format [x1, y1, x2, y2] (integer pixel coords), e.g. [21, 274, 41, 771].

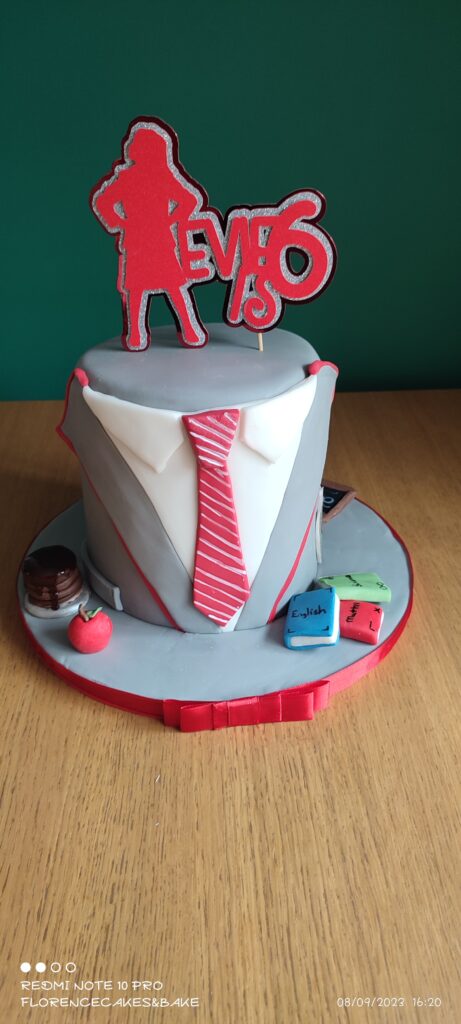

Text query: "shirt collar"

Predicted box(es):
[82, 374, 317, 472]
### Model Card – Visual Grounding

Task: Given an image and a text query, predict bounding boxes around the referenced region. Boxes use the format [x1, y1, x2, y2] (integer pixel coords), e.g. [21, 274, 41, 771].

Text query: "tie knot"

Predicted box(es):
[183, 409, 239, 466]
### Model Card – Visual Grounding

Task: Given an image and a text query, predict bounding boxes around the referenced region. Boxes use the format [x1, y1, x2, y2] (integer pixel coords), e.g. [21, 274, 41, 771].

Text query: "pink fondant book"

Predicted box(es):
[339, 601, 384, 645]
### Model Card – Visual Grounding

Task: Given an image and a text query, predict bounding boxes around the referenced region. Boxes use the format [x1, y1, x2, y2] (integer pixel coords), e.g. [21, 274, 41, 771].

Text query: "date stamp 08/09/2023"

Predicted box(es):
[336, 996, 443, 1009]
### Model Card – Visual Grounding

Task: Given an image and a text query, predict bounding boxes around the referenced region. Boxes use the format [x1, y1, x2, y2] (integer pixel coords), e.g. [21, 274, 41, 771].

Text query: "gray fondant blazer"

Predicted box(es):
[59, 366, 336, 634]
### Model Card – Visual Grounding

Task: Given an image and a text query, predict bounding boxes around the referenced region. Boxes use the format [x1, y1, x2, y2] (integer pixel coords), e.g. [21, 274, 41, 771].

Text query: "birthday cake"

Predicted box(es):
[18, 117, 412, 729]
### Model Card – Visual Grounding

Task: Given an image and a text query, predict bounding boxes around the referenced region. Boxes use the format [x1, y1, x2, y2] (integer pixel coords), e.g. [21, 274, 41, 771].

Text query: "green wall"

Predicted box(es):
[2, 0, 460, 398]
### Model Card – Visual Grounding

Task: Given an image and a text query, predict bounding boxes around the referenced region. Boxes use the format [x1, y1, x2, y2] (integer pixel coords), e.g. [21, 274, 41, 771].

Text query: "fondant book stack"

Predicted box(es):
[284, 588, 339, 649]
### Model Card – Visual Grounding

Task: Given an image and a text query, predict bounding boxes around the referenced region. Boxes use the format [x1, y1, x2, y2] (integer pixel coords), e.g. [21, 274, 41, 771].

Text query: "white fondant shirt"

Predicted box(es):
[83, 376, 317, 604]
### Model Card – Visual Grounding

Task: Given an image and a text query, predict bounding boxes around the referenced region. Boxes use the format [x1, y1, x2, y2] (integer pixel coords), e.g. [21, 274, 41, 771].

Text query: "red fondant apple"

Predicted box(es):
[68, 605, 112, 653]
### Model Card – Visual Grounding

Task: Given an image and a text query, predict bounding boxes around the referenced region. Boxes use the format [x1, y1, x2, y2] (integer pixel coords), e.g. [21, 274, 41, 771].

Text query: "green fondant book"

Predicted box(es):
[316, 572, 391, 603]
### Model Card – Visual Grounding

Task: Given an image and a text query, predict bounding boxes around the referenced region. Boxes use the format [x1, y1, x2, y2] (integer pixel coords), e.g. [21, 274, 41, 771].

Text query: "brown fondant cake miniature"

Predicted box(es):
[22, 545, 89, 618]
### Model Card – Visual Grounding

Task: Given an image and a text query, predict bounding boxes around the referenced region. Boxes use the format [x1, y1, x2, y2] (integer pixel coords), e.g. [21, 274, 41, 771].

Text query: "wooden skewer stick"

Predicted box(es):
[258, 332, 264, 353]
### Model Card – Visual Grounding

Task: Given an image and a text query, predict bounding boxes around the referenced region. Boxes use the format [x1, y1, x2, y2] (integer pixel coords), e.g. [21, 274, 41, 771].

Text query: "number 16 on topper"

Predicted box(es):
[91, 117, 336, 351]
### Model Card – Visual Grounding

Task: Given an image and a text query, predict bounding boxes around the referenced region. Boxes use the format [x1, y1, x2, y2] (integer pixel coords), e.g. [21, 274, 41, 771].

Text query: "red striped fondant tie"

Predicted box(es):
[183, 409, 251, 626]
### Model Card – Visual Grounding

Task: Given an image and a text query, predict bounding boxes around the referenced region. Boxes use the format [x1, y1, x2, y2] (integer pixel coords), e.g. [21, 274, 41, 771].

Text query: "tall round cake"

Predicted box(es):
[58, 323, 338, 634]
[17, 116, 414, 729]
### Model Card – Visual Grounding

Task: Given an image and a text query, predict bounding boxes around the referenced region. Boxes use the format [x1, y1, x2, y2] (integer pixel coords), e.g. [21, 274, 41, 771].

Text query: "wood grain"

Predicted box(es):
[0, 392, 460, 1024]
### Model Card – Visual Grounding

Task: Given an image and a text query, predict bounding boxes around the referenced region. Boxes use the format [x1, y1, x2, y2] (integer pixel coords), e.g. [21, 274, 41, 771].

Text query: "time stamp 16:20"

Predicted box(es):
[336, 996, 442, 1009]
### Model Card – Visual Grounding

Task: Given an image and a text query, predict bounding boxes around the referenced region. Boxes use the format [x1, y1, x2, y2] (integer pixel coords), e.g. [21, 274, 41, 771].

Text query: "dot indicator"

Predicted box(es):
[20, 962, 31, 973]
[36, 962, 47, 973]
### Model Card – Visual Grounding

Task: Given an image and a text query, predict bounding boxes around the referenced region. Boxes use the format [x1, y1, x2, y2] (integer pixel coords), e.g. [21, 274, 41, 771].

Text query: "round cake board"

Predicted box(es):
[18, 500, 413, 731]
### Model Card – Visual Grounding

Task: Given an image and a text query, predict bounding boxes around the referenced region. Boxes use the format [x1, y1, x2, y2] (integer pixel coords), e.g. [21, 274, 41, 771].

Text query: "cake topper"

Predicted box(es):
[91, 117, 336, 351]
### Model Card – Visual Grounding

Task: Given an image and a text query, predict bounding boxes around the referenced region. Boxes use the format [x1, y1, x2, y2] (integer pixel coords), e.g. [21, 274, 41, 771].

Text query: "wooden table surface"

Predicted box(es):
[1, 391, 460, 1024]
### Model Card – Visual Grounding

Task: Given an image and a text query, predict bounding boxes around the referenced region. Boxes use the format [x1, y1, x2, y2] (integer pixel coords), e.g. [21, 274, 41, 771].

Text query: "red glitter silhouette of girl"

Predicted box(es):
[91, 119, 213, 349]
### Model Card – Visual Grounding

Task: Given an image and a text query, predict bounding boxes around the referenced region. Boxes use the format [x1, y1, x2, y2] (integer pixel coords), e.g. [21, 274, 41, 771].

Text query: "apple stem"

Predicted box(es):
[78, 604, 90, 622]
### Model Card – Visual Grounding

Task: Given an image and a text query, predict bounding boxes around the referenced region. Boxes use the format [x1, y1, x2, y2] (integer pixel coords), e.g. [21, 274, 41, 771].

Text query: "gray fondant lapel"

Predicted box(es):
[61, 379, 220, 634]
[236, 366, 336, 629]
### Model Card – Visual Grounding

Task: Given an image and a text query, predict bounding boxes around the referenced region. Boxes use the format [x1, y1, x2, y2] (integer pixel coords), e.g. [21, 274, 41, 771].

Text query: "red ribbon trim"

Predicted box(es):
[162, 679, 330, 732]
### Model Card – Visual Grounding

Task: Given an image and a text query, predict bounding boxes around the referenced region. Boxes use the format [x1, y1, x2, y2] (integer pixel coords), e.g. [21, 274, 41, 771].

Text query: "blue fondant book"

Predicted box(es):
[284, 587, 340, 649]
